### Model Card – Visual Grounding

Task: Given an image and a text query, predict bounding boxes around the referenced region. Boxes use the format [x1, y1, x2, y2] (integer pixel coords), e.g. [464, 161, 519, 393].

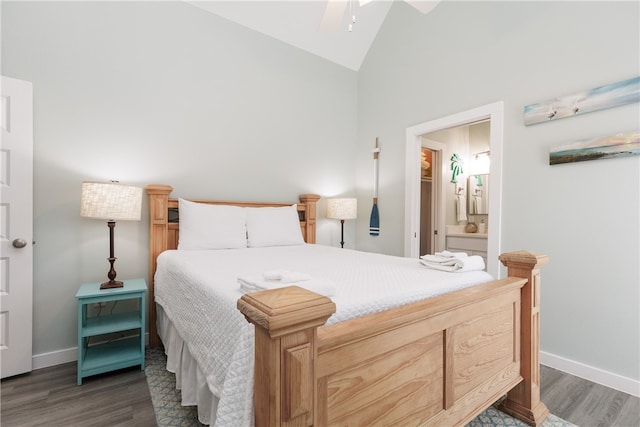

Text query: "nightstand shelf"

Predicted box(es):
[82, 337, 143, 375]
[82, 312, 142, 337]
[76, 278, 147, 385]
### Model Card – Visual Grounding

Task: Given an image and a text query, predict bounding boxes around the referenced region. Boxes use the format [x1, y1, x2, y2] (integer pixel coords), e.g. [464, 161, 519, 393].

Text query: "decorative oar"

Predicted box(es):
[369, 137, 380, 236]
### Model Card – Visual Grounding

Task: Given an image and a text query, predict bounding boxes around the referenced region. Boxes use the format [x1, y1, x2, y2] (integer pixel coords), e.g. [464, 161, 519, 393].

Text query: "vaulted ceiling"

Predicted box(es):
[186, 1, 440, 71]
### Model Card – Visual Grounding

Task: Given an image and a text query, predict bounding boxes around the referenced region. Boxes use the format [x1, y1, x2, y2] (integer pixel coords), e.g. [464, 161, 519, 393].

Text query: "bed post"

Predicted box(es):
[498, 251, 550, 426]
[299, 194, 320, 244]
[238, 286, 336, 427]
[145, 184, 173, 348]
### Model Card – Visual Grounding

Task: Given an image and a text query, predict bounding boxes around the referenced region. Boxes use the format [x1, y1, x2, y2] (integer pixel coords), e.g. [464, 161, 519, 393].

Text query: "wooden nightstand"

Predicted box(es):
[75, 278, 147, 385]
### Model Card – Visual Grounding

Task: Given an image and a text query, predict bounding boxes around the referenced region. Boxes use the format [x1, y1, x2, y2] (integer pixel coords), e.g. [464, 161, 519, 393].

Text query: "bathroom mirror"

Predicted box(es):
[468, 174, 489, 214]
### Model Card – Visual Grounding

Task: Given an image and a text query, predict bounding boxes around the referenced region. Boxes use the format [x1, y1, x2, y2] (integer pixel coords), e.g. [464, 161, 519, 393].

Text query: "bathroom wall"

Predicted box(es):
[467, 122, 491, 228]
[423, 121, 490, 228]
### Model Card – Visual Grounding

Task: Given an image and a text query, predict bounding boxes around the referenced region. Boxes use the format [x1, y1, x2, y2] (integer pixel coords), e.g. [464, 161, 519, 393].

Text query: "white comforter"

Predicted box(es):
[154, 244, 493, 426]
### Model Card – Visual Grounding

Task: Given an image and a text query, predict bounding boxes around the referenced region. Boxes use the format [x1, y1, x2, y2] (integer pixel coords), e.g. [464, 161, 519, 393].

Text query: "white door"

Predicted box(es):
[0, 76, 34, 378]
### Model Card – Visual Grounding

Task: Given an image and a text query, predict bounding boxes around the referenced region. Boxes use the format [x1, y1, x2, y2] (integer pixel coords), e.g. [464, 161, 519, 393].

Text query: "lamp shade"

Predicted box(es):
[80, 181, 143, 221]
[327, 198, 357, 220]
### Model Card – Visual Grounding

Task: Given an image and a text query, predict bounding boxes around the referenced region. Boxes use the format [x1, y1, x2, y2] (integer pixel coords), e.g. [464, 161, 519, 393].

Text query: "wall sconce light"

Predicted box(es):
[327, 198, 357, 248]
[474, 150, 491, 159]
[472, 150, 491, 175]
[80, 181, 142, 289]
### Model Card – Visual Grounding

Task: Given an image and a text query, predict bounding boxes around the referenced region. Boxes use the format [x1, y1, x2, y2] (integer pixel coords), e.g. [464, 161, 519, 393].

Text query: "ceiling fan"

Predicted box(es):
[318, 0, 440, 32]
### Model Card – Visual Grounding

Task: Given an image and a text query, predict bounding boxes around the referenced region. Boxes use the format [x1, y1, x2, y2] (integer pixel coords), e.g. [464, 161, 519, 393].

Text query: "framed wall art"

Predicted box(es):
[549, 131, 639, 165]
[525, 76, 639, 125]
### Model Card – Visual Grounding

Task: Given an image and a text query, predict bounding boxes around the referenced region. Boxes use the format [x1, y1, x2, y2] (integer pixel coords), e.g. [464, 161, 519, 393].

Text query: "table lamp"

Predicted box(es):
[80, 181, 142, 289]
[327, 198, 357, 248]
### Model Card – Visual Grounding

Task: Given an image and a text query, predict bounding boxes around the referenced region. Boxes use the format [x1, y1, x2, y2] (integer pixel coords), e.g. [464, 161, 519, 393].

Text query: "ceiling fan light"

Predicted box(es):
[318, 0, 348, 32]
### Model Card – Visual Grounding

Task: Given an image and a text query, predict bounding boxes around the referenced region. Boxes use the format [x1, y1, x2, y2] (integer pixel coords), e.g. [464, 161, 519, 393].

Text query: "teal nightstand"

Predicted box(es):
[75, 278, 147, 385]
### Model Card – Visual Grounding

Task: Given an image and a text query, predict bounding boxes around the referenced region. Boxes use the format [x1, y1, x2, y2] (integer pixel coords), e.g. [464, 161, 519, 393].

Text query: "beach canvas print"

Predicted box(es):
[525, 76, 639, 125]
[549, 131, 640, 165]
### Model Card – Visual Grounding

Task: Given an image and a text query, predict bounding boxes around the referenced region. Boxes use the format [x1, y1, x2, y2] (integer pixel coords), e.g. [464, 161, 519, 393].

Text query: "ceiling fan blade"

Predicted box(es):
[318, 0, 348, 32]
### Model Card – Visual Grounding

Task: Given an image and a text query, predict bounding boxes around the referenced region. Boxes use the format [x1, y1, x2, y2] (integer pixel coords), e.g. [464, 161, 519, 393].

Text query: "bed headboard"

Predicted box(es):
[145, 184, 320, 346]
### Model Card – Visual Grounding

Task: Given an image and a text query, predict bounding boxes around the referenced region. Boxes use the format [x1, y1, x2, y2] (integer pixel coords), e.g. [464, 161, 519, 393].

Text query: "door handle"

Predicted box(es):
[12, 238, 28, 248]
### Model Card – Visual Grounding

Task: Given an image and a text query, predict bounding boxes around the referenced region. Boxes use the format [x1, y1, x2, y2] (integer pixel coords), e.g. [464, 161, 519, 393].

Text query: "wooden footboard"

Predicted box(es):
[238, 251, 549, 426]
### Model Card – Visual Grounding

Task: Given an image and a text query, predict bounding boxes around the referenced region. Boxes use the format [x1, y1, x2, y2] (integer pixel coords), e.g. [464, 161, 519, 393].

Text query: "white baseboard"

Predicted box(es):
[541, 351, 640, 397]
[32, 346, 77, 370]
[32, 333, 151, 371]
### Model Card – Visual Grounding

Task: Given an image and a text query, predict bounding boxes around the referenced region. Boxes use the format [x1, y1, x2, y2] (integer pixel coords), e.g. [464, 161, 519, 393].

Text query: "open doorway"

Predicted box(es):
[419, 147, 437, 255]
[418, 139, 445, 256]
[404, 102, 504, 278]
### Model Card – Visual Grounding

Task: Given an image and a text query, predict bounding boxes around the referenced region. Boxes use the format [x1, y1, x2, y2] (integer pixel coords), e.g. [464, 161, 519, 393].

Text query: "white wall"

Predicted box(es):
[2, 1, 357, 356]
[356, 1, 639, 387]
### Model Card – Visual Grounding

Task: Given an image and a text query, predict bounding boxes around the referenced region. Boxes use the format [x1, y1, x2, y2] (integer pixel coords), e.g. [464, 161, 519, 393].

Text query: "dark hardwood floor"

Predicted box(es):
[1, 358, 638, 426]
[540, 366, 639, 427]
[1, 361, 155, 426]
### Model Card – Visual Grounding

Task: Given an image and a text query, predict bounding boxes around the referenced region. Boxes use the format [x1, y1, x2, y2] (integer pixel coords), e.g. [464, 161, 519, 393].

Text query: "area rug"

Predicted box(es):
[145, 348, 575, 427]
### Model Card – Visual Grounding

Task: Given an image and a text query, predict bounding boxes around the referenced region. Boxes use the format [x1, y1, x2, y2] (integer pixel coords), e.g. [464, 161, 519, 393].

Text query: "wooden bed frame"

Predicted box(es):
[147, 184, 549, 427]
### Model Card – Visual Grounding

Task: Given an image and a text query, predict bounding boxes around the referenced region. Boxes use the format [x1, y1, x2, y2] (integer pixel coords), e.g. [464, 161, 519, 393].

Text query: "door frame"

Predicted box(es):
[404, 101, 504, 278]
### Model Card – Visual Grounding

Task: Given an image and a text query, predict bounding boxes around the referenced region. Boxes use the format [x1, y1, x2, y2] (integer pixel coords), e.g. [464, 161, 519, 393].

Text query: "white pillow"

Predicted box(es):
[246, 204, 305, 247]
[178, 199, 247, 250]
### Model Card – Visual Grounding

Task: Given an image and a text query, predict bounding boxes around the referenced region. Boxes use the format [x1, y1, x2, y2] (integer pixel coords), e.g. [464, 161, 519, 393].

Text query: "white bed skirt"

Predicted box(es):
[157, 304, 220, 425]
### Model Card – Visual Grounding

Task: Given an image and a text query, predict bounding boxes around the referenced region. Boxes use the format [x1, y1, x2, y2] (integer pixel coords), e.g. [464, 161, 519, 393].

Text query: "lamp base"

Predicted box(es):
[100, 280, 124, 290]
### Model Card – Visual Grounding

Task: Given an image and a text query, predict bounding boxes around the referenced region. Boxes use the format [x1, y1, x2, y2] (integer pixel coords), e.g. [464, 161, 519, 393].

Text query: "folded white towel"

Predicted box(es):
[435, 250, 468, 258]
[420, 251, 469, 263]
[456, 195, 468, 222]
[238, 276, 336, 297]
[420, 257, 459, 267]
[262, 269, 312, 283]
[420, 255, 454, 264]
[419, 255, 485, 273]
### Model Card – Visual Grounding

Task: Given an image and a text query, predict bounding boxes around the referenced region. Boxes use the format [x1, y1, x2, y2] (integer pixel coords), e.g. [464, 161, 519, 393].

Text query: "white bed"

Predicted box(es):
[146, 185, 550, 427]
[155, 244, 494, 425]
